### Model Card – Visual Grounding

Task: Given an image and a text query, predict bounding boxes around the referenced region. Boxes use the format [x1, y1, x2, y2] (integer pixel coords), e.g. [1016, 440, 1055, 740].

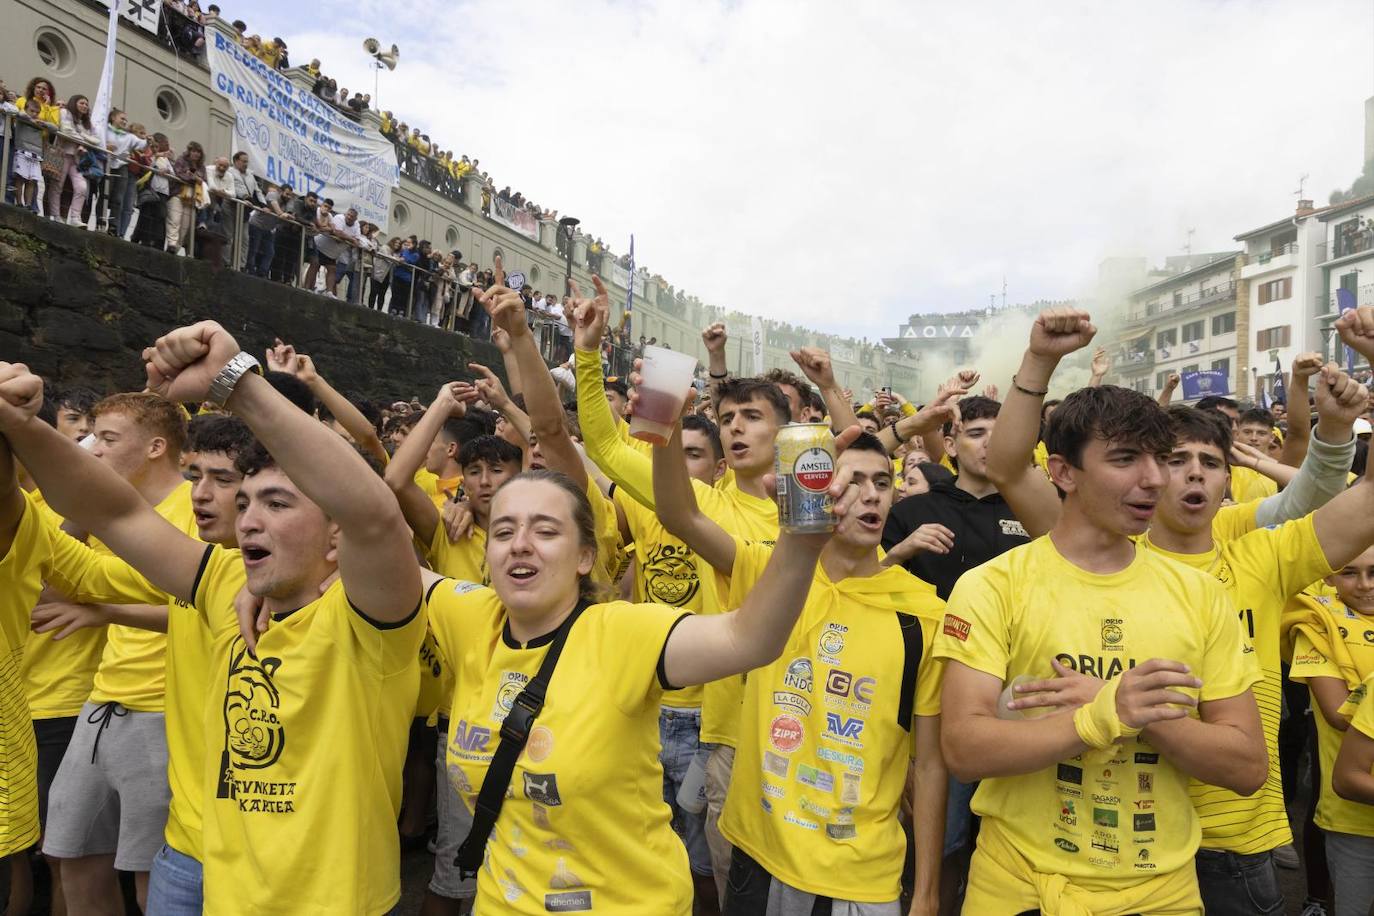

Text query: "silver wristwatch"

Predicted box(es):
[207, 351, 262, 407]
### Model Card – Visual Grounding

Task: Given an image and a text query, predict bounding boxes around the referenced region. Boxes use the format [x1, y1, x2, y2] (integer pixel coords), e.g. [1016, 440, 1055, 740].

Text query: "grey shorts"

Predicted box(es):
[42, 701, 170, 871]
[430, 718, 477, 901]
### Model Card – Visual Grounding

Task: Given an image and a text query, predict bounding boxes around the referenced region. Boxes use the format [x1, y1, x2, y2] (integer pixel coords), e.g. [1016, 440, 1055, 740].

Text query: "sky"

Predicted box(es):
[224, 0, 1374, 341]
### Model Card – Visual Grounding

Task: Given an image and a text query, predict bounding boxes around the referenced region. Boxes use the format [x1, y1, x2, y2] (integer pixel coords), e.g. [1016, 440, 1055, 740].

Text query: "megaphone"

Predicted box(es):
[363, 37, 380, 54]
[376, 45, 399, 71]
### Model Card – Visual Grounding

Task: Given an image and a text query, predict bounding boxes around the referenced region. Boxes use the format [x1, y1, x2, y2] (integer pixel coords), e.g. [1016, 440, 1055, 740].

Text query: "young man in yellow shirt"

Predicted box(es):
[655, 418, 950, 915]
[1288, 545, 1374, 915]
[39, 393, 195, 915]
[0, 322, 425, 916]
[938, 360, 1268, 911]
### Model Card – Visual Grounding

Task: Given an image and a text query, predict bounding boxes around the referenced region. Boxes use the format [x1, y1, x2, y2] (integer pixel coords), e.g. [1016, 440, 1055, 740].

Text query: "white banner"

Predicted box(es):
[91, 0, 121, 131]
[489, 198, 540, 240]
[96, 0, 160, 34]
[206, 29, 398, 229]
[750, 315, 765, 377]
[610, 261, 646, 297]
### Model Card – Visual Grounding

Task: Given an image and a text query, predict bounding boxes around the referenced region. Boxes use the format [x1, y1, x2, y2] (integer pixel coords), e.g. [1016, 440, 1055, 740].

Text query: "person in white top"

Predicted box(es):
[311, 207, 361, 298]
[46, 95, 102, 225]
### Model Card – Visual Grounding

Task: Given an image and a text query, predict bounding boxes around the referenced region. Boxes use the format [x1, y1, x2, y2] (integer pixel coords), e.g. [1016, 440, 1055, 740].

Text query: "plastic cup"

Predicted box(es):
[629, 345, 698, 445]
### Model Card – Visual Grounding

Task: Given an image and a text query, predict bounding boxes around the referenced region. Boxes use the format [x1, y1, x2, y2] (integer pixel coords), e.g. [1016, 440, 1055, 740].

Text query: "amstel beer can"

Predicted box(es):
[774, 422, 837, 533]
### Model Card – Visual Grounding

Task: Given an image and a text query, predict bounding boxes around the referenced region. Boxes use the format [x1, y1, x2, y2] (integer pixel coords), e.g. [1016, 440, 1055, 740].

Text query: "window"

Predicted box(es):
[1256, 325, 1291, 351]
[1156, 329, 1177, 349]
[1211, 312, 1236, 335]
[1257, 278, 1292, 305]
[1182, 320, 1205, 343]
[1133, 378, 1151, 394]
[1182, 364, 1199, 375]
[1172, 291, 1183, 309]
[155, 89, 186, 126]
[35, 29, 75, 75]
[1211, 358, 1230, 377]
[529, 265, 541, 284]
[1155, 371, 1173, 389]
[492, 247, 505, 261]
[391, 202, 409, 225]
[445, 226, 458, 248]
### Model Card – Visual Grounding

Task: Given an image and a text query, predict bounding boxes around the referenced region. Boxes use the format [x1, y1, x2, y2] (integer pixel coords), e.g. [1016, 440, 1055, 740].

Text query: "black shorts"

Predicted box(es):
[34, 715, 78, 828]
[408, 716, 437, 759]
[314, 251, 336, 267]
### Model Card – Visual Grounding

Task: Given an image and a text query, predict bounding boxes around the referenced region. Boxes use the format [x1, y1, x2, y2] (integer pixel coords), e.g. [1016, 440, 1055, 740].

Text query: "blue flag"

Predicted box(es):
[1181, 369, 1231, 400]
[1271, 357, 1286, 406]
[1338, 287, 1358, 372]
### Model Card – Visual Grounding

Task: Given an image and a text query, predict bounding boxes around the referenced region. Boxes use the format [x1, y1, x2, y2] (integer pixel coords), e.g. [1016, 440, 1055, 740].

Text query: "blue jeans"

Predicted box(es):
[1195, 848, 1283, 915]
[659, 706, 711, 876]
[245, 224, 276, 277]
[944, 774, 979, 856]
[145, 843, 202, 915]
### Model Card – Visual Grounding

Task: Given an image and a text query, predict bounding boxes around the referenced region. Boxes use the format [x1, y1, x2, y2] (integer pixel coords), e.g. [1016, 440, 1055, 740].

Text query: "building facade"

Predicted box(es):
[4, 0, 919, 394]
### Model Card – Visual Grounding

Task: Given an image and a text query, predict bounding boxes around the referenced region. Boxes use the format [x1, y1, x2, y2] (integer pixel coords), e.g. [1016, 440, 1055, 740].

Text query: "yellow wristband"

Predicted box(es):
[1072, 677, 1143, 750]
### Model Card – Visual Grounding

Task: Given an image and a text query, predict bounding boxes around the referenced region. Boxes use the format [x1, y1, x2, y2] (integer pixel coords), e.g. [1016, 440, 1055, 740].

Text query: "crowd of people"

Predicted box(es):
[4, 261, 1374, 916]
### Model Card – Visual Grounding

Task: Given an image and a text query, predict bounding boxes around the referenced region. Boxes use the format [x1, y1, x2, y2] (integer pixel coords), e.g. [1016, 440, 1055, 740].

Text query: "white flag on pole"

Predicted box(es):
[91, 0, 121, 131]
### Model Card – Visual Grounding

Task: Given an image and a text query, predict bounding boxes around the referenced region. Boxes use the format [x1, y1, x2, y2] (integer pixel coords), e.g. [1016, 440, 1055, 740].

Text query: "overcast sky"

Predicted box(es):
[225, 0, 1374, 340]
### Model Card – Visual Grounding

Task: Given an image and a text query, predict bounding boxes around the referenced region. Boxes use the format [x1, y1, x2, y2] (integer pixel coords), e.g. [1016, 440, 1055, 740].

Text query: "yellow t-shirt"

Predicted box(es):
[1348, 671, 1374, 737]
[934, 536, 1260, 887]
[1211, 497, 1260, 544]
[434, 474, 463, 507]
[88, 481, 199, 712]
[720, 542, 944, 901]
[1141, 516, 1332, 853]
[1230, 465, 1278, 504]
[414, 468, 443, 507]
[0, 491, 64, 856]
[193, 546, 426, 915]
[20, 492, 107, 719]
[1289, 595, 1374, 837]
[426, 516, 488, 585]
[429, 582, 691, 915]
[614, 489, 722, 709]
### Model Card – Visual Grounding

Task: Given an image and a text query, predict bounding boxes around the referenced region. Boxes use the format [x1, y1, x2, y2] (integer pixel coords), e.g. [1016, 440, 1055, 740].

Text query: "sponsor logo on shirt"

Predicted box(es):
[1059, 799, 1077, 827]
[769, 714, 805, 754]
[1133, 799, 1154, 811]
[1054, 838, 1079, 853]
[773, 691, 813, 716]
[492, 671, 531, 723]
[522, 772, 562, 807]
[783, 658, 814, 693]
[1137, 772, 1153, 793]
[797, 764, 835, 792]
[1052, 653, 1136, 679]
[1057, 763, 1083, 785]
[762, 782, 785, 799]
[544, 891, 593, 912]
[1091, 832, 1119, 854]
[823, 713, 865, 748]
[942, 614, 972, 642]
[840, 772, 861, 804]
[799, 796, 830, 819]
[1133, 813, 1155, 832]
[826, 823, 857, 840]
[783, 812, 820, 831]
[642, 543, 700, 606]
[523, 725, 553, 764]
[1088, 855, 1118, 868]
[817, 747, 865, 773]
[451, 719, 492, 757]
[1134, 848, 1156, 870]
[825, 670, 876, 708]
[1134, 752, 1159, 765]
[818, 623, 847, 662]
[1101, 619, 1124, 651]
[761, 797, 773, 814]
[1092, 807, 1118, 828]
[762, 751, 790, 778]
[1092, 793, 1120, 807]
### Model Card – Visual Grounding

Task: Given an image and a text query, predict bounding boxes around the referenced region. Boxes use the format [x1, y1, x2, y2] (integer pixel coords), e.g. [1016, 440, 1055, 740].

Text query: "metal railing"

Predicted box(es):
[1126, 280, 1236, 323]
[1328, 231, 1374, 262]
[1245, 242, 1298, 266]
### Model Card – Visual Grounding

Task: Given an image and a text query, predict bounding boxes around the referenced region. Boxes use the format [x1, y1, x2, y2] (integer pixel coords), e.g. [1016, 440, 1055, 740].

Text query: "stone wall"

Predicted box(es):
[0, 205, 502, 400]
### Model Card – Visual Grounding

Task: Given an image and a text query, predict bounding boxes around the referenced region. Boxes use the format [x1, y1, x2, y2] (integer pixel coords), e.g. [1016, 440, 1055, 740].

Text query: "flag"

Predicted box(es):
[91, 0, 121, 131]
[1338, 287, 1358, 372]
[1271, 356, 1286, 407]
[623, 235, 634, 336]
[1181, 370, 1230, 400]
[750, 315, 765, 377]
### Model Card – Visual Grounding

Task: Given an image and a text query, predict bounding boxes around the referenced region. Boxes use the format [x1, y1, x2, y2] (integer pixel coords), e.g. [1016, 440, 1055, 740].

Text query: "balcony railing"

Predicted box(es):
[1126, 280, 1236, 323]
[1245, 242, 1298, 266]
[1322, 231, 1374, 263]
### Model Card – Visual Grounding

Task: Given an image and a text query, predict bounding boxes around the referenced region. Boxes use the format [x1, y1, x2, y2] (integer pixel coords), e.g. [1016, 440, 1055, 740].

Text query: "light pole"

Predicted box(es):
[559, 216, 580, 295]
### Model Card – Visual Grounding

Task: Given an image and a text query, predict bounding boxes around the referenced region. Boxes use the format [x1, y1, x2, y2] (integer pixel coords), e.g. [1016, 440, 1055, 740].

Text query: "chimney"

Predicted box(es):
[1296, 198, 1315, 217]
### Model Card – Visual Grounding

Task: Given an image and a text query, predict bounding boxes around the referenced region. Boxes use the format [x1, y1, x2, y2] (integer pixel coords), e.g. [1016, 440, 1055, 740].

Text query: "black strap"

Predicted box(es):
[455, 600, 588, 877]
[896, 612, 922, 732]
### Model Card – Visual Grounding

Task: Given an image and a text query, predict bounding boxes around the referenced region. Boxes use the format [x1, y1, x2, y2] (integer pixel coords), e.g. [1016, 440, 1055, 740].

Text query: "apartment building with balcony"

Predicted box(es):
[1316, 194, 1374, 372]
[1233, 200, 1329, 402]
[1111, 252, 1244, 401]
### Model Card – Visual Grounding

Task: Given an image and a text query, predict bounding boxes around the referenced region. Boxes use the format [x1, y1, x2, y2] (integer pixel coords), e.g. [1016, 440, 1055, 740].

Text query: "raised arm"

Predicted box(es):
[790, 347, 859, 433]
[0, 366, 205, 602]
[1279, 354, 1322, 468]
[0, 430, 25, 558]
[1250, 377, 1359, 527]
[702, 322, 729, 405]
[382, 382, 472, 545]
[1310, 363, 1374, 570]
[144, 322, 420, 620]
[469, 362, 531, 447]
[1157, 372, 1180, 406]
[984, 308, 1099, 537]
[652, 416, 737, 574]
[1089, 346, 1110, 387]
[876, 394, 958, 458]
[266, 341, 387, 466]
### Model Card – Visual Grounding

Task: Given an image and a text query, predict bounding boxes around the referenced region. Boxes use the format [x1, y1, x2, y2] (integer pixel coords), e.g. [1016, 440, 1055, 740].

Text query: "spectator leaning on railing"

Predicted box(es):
[45, 95, 100, 225]
[165, 140, 206, 254]
[3, 96, 46, 212]
[104, 108, 149, 239]
[245, 182, 293, 278]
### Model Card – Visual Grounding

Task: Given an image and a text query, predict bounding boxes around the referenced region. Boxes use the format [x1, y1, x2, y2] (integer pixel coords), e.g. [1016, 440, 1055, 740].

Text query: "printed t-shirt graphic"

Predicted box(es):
[428, 581, 692, 915]
[719, 540, 944, 901]
[1141, 516, 1331, 853]
[1289, 592, 1374, 837]
[191, 545, 425, 915]
[933, 536, 1259, 889]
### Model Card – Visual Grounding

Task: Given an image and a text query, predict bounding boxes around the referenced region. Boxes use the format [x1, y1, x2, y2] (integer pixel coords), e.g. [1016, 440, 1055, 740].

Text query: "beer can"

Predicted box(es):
[774, 423, 837, 533]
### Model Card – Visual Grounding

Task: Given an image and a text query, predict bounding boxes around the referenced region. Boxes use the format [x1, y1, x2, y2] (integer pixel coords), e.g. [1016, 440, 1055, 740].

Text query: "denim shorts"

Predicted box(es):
[660, 706, 712, 875]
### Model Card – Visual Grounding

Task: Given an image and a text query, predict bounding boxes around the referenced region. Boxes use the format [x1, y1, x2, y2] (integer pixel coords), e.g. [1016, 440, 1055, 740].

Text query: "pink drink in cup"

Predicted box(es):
[630, 345, 699, 445]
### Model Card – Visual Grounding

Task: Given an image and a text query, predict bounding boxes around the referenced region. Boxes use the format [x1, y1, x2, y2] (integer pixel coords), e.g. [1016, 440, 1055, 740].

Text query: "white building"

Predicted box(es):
[1112, 253, 1242, 401]
[1316, 194, 1374, 375]
[1233, 200, 1329, 402]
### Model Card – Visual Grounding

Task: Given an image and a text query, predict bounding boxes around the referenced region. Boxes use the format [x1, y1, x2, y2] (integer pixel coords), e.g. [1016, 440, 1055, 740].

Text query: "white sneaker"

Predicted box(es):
[1273, 842, 1299, 869]
[1300, 899, 1329, 916]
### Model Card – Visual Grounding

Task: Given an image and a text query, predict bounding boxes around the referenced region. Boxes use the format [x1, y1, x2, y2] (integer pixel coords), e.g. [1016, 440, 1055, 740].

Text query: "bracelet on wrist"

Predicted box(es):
[1011, 375, 1049, 398]
[709, 370, 729, 380]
